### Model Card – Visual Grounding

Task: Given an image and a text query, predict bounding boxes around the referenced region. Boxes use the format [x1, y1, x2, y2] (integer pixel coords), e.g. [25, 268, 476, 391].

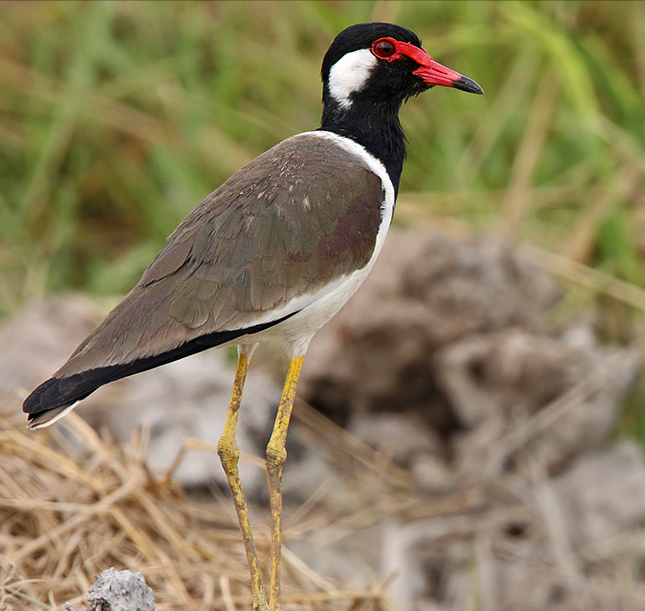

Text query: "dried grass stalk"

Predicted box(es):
[0, 409, 387, 611]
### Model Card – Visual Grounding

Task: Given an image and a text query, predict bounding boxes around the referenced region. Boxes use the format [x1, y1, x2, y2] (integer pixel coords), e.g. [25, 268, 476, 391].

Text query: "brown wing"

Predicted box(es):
[56, 133, 385, 376]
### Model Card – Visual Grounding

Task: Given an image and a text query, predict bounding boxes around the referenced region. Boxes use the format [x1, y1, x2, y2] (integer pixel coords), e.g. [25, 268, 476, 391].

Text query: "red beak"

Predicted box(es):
[413, 57, 484, 94]
[385, 39, 484, 95]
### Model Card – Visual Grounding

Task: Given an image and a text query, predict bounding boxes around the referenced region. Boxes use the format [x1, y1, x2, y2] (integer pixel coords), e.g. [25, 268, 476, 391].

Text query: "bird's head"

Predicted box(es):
[321, 22, 483, 111]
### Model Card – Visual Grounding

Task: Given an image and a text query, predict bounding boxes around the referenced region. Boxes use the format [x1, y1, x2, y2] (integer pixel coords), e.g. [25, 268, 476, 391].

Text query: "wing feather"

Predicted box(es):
[56, 133, 384, 378]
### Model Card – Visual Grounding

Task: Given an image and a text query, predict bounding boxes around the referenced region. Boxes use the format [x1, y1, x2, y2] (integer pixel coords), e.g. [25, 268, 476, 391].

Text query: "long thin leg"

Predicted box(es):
[265, 355, 304, 611]
[217, 346, 267, 611]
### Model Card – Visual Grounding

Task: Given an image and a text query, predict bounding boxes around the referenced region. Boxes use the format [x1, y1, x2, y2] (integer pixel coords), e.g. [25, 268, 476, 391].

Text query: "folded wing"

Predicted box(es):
[24, 133, 385, 421]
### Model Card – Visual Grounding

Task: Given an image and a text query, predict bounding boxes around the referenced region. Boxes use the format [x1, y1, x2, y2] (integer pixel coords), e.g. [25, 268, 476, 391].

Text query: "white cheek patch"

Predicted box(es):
[328, 48, 378, 109]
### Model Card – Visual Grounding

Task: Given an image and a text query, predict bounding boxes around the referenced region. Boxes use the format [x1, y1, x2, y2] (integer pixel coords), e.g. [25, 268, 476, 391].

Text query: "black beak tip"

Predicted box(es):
[455, 75, 484, 95]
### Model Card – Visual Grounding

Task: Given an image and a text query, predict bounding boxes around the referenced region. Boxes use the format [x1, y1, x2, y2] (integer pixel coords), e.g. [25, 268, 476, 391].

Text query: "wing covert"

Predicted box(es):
[163, 134, 385, 328]
[56, 133, 385, 377]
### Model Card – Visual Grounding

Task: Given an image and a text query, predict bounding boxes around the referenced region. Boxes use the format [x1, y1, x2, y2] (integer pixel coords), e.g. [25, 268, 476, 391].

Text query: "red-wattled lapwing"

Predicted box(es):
[23, 22, 482, 611]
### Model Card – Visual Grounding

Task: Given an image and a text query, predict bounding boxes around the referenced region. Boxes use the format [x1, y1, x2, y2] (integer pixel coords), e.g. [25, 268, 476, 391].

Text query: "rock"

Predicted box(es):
[348, 412, 455, 492]
[555, 441, 645, 547]
[348, 412, 446, 467]
[301, 229, 561, 428]
[301, 229, 642, 482]
[85, 568, 156, 611]
[439, 330, 642, 477]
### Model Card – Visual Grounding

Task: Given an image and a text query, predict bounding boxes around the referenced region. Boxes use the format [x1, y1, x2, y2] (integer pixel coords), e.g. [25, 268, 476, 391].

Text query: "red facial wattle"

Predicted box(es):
[371, 37, 484, 95]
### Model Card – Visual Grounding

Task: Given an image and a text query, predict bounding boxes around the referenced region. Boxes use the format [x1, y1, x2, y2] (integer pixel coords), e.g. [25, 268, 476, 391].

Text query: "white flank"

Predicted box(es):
[327, 48, 377, 109]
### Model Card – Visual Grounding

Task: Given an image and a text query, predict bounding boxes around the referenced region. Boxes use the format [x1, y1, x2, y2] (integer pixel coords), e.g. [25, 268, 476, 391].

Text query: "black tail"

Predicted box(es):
[23, 313, 297, 423]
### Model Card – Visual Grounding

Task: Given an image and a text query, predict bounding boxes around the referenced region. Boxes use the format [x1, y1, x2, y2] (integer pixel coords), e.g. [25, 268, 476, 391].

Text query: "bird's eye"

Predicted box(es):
[372, 39, 397, 60]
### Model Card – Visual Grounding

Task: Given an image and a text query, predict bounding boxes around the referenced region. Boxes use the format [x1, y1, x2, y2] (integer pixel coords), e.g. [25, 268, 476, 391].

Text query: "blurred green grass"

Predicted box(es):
[1, 1, 644, 426]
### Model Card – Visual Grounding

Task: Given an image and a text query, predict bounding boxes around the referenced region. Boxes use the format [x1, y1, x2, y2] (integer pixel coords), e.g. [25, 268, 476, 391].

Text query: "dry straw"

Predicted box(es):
[0, 403, 393, 611]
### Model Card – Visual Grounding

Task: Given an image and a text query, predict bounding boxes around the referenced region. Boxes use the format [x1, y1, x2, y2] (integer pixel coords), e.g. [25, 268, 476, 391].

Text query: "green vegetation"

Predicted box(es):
[1, 1, 644, 423]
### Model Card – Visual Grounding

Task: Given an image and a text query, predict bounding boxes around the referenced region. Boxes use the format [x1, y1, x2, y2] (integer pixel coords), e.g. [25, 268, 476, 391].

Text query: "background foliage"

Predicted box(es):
[1, 0, 644, 422]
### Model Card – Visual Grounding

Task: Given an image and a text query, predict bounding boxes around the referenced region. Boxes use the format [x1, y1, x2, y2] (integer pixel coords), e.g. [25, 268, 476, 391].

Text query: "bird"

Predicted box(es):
[23, 22, 483, 611]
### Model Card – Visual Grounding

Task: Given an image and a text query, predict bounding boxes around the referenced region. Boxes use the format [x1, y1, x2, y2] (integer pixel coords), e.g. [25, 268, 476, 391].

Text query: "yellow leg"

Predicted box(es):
[217, 348, 268, 611]
[265, 355, 304, 611]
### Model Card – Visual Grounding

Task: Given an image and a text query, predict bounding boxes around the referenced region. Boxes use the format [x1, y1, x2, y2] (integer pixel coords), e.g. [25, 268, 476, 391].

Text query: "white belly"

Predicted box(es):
[252, 255, 378, 355]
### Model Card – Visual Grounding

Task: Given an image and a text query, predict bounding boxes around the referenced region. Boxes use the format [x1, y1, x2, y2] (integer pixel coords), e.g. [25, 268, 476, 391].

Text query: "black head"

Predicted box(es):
[321, 22, 483, 112]
[319, 22, 483, 194]
[321, 23, 423, 86]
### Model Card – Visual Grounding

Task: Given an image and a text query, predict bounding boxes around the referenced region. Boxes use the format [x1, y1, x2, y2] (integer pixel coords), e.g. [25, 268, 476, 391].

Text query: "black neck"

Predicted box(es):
[319, 97, 407, 197]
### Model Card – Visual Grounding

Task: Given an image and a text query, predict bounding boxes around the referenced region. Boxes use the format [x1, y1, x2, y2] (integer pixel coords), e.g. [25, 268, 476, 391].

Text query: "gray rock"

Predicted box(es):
[301, 229, 561, 425]
[86, 568, 155, 611]
[555, 441, 645, 547]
